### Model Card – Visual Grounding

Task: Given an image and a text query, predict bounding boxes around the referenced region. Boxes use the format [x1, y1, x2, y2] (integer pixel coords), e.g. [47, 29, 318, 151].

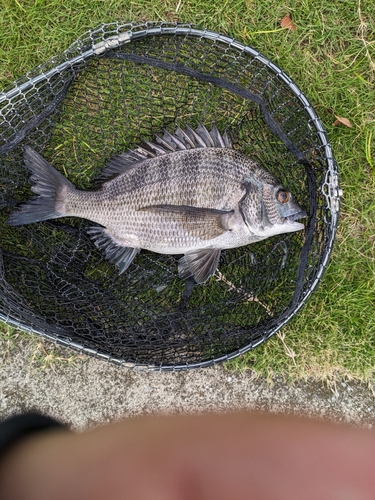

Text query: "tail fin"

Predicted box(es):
[7, 146, 75, 226]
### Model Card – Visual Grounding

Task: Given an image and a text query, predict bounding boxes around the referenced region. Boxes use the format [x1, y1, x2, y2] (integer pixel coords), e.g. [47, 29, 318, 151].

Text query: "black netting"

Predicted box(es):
[0, 22, 340, 369]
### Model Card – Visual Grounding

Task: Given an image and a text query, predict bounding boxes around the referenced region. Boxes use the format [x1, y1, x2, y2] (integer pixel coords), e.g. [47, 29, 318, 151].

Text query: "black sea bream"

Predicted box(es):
[8, 124, 306, 283]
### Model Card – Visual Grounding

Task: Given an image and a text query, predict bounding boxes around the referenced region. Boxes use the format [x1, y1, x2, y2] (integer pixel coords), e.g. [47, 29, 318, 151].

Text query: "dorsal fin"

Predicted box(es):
[196, 123, 215, 147]
[94, 124, 232, 184]
[174, 127, 196, 148]
[185, 125, 207, 147]
[161, 129, 187, 150]
[92, 149, 151, 185]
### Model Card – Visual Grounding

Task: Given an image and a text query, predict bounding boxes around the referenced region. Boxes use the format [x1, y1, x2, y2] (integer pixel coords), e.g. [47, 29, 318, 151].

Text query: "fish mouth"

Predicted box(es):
[286, 210, 307, 222]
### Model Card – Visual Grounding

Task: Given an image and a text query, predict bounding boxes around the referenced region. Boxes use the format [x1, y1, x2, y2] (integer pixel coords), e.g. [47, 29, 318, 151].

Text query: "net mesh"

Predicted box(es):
[0, 22, 340, 370]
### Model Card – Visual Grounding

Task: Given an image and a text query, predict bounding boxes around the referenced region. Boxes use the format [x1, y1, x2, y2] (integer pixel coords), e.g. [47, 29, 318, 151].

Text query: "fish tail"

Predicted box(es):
[7, 146, 75, 226]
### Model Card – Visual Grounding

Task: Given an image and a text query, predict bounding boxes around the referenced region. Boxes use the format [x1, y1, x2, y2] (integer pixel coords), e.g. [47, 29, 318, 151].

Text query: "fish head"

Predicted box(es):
[240, 178, 306, 238]
[260, 183, 307, 235]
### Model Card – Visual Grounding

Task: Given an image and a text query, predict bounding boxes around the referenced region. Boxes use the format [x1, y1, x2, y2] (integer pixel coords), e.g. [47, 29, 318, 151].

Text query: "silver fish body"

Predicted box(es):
[8, 124, 306, 283]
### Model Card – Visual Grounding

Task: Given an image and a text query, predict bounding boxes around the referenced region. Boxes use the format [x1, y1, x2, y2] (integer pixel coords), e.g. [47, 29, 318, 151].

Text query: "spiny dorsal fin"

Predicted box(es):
[161, 129, 187, 150]
[94, 124, 232, 184]
[196, 123, 215, 147]
[185, 125, 207, 148]
[210, 124, 225, 148]
[155, 123, 232, 151]
[93, 149, 151, 184]
[174, 127, 196, 148]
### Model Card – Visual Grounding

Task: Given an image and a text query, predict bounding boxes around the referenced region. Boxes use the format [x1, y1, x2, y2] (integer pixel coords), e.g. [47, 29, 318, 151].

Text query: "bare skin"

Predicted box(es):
[0, 412, 374, 500]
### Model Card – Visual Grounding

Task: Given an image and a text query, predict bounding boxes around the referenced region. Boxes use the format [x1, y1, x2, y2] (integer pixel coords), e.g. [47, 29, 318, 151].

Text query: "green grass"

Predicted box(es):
[1, 0, 374, 380]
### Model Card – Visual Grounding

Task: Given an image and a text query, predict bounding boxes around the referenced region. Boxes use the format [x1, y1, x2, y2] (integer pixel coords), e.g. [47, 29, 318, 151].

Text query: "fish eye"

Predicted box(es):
[276, 189, 290, 203]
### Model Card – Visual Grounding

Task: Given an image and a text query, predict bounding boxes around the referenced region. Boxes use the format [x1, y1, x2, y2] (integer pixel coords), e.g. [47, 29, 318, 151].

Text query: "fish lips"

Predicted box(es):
[278, 198, 307, 223]
[287, 210, 307, 222]
[284, 210, 307, 231]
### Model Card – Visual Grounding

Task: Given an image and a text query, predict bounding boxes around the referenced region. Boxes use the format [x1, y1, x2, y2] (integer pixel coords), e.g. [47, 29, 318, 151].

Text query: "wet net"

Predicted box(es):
[0, 22, 340, 370]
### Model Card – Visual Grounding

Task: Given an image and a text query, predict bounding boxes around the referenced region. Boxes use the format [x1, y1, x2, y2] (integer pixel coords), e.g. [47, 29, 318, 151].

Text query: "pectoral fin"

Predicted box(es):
[140, 205, 233, 240]
[178, 248, 221, 284]
[87, 226, 140, 274]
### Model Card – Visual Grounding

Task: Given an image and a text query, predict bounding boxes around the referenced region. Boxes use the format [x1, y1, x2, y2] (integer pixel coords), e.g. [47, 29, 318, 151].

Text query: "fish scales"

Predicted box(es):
[66, 149, 250, 248]
[7, 124, 306, 283]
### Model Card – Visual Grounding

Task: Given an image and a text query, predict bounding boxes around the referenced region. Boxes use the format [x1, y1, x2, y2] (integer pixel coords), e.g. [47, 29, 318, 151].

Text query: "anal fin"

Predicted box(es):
[178, 248, 221, 284]
[87, 226, 140, 274]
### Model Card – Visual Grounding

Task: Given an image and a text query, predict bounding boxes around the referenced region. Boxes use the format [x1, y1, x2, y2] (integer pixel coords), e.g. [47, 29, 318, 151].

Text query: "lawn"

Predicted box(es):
[0, 0, 374, 380]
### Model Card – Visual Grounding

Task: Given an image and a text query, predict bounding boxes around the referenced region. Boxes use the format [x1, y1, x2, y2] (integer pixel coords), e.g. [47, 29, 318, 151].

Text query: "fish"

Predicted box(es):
[7, 124, 306, 283]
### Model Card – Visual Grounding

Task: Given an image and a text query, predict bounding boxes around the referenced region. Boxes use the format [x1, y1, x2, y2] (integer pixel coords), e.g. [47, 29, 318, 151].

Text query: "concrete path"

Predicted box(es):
[1, 336, 374, 430]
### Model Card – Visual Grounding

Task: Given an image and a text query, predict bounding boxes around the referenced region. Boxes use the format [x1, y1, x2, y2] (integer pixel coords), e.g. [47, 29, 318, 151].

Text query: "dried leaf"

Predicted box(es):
[280, 13, 296, 31]
[332, 116, 353, 128]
